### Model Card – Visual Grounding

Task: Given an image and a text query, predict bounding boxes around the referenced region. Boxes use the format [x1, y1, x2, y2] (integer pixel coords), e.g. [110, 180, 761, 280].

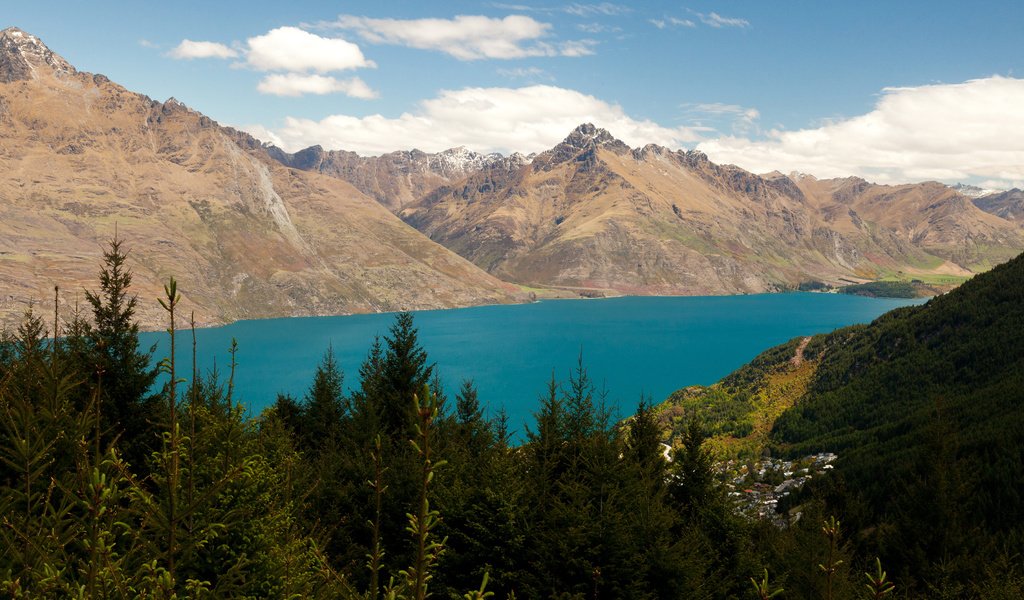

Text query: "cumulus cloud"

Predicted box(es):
[697, 76, 1024, 186]
[168, 40, 239, 59]
[257, 74, 378, 98]
[330, 14, 592, 60]
[695, 12, 750, 29]
[242, 84, 702, 155]
[169, 26, 376, 97]
[245, 26, 374, 72]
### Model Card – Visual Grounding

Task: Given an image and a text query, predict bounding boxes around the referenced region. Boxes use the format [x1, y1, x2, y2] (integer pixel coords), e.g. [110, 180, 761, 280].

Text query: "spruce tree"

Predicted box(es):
[301, 345, 345, 452]
[84, 236, 159, 468]
[380, 312, 433, 441]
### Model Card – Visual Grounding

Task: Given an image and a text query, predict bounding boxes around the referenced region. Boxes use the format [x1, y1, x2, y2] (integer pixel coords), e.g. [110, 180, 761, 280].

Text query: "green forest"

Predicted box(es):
[2, 239, 1023, 599]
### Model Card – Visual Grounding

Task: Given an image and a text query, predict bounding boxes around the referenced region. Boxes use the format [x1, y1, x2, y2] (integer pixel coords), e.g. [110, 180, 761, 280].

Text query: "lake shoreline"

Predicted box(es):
[141, 294, 925, 440]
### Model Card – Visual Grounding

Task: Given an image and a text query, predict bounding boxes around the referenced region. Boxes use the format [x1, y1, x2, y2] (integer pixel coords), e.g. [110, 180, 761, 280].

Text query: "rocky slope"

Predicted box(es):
[268, 144, 533, 213]
[387, 124, 1024, 295]
[0, 28, 525, 329]
[973, 188, 1024, 222]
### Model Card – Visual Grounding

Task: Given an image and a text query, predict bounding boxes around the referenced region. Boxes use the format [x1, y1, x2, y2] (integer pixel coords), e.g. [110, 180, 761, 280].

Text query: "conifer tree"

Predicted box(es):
[380, 312, 433, 441]
[84, 236, 159, 467]
[671, 419, 716, 513]
[301, 345, 345, 452]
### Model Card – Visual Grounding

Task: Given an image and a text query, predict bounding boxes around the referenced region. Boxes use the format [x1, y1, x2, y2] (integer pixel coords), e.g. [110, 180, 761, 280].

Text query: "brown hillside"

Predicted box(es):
[394, 124, 1023, 294]
[0, 28, 525, 329]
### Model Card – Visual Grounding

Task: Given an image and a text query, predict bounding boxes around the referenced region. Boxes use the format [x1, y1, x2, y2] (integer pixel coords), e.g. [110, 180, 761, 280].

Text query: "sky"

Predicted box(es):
[6, 1, 1024, 188]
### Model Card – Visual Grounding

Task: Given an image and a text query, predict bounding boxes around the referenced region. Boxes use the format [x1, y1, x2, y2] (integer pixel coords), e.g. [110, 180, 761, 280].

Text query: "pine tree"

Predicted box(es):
[671, 419, 716, 513]
[624, 398, 663, 477]
[84, 236, 159, 469]
[301, 345, 346, 452]
[380, 312, 433, 441]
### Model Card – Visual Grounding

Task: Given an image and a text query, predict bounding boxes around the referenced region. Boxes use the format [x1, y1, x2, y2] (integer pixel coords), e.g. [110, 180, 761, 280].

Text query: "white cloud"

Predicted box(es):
[980, 179, 1024, 191]
[168, 27, 375, 97]
[563, 3, 631, 17]
[239, 123, 285, 149]
[168, 39, 239, 59]
[695, 12, 750, 29]
[652, 17, 696, 29]
[577, 22, 621, 34]
[138, 39, 159, 49]
[697, 76, 1024, 186]
[559, 39, 597, 57]
[243, 84, 702, 155]
[330, 14, 591, 60]
[257, 74, 378, 98]
[245, 26, 374, 72]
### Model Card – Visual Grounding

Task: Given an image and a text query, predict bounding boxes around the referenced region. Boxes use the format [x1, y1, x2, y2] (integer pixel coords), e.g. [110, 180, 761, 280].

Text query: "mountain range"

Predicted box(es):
[268, 125, 1024, 299]
[2, 27, 1023, 328]
[0, 27, 524, 329]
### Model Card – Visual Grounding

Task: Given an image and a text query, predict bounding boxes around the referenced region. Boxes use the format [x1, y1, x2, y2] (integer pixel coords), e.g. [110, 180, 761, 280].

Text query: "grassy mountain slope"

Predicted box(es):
[0, 28, 525, 328]
[653, 336, 820, 458]
[770, 251, 1024, 516]
[396, 125, 1023, 296]
[656, 249, 1024, 579]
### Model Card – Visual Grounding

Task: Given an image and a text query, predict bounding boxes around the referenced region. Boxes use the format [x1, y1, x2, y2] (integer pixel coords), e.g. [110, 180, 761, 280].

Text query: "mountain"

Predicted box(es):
[655, 247, 1024, 582]
[948, 182, 999, 198]
[973, 188, 1024, 222]
[0, 28, 525, 329]
[268, 144, 533, 213]
[383, 124, 1023, 295]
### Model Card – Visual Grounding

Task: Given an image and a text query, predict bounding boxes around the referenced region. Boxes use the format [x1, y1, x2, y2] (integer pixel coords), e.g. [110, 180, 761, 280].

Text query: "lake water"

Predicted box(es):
[140, 294, 923, 438]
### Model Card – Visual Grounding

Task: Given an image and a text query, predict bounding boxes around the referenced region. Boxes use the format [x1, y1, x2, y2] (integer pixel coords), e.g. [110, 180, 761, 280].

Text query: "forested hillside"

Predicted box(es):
[3, 240, 1023, 598]
[656, 250, 1024, 597]
[770, 250, 1024, 594]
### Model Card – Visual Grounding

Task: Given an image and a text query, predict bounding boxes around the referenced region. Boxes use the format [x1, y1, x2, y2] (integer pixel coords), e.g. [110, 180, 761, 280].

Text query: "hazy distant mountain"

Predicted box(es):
[949, 182, 1000, 198]
[973, 188, 1024, 222]
[387, 124, 1024, 295]
[0, 27, 524, 328]
[268, 144, 534, 213]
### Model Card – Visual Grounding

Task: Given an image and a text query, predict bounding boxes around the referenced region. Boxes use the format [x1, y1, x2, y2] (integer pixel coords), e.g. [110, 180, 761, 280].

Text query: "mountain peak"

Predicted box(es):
[0, 27, 75, 82]
[950, 182, 1001, 198]
[562, 123, 620, 149]
[535, 123, 631, 169]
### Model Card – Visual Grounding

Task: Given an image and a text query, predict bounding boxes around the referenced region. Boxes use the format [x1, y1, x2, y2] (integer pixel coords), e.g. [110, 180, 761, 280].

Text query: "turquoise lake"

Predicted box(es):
[140, 294, 924, 438]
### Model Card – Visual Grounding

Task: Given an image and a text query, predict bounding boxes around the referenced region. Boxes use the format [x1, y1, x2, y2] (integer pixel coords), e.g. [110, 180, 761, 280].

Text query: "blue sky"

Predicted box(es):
[6, 1, 1024, 187]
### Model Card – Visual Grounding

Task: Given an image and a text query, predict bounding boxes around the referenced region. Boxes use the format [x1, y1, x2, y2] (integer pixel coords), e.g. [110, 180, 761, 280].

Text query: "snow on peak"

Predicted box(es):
[950, 182, 1001, 198]
[1, 27, 75, 81]
[427, 146, 526, 174]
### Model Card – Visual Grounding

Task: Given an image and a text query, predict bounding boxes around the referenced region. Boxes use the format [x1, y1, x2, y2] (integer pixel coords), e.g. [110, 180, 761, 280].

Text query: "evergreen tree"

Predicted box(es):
[84, 236, 159, 468]
[380, 312, 433, 441]
[300, 345, 346, 452]
[671, 419, 716, 513]
[624, 397, 663, 475]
